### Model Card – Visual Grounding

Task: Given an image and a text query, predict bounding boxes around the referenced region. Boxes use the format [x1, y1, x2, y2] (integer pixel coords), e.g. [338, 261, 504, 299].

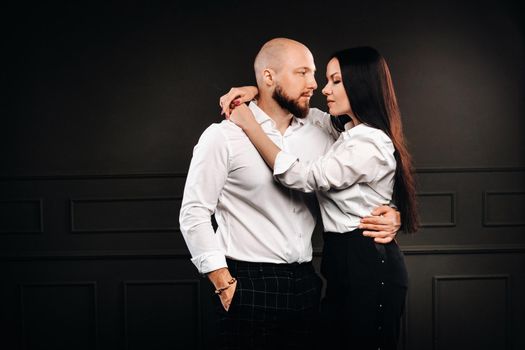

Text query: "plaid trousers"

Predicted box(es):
[213, 258, 322, 350]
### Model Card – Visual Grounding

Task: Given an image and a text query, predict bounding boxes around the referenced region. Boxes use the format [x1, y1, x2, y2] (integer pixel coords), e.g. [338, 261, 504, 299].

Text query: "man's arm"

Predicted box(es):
[359, 205, 401, 244]
[179, 124, 236, 310]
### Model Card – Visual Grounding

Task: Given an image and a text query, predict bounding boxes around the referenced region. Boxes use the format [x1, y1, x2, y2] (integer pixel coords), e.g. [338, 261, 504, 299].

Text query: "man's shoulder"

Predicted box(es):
[199, 120, 243, 142]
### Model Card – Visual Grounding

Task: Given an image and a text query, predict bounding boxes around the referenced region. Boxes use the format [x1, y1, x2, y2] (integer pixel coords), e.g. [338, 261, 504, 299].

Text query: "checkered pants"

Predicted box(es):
[214, 258, 322, 350]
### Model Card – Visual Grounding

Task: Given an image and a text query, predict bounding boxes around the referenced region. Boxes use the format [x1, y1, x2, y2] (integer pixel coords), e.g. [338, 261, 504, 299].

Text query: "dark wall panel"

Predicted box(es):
[20, 282, 98, 350]
[417, 192, 456, 227]
[1, 0, 524, 176]
[0, 199, 44, 234]
[433, 275, 509, 350]
[123, 280, 201, 350]
[70, 197, 181, 233]
[483, 191, 525, 227]
[403, 253, 525, 350]
[1, 0, 524, 349]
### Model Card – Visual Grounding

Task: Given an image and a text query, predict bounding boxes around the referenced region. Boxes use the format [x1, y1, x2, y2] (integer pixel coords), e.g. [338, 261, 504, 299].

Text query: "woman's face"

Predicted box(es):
[322, 57, 353, 116]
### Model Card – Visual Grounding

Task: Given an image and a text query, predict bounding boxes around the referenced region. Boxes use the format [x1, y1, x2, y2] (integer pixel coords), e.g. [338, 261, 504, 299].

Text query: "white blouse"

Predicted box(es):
[274, 122, 396, 233]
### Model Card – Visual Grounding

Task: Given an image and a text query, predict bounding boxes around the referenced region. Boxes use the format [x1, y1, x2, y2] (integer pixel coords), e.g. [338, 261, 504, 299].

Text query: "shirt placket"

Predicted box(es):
[282, 124, 304, 262]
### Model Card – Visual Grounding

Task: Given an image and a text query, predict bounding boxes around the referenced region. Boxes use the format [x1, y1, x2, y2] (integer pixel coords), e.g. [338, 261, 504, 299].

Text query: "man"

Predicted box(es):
[179, 38, 399, 349]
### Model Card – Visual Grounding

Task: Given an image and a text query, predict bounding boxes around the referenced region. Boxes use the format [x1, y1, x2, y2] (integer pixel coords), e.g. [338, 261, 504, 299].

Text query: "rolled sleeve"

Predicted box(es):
[191, 252, 228, 275]
[273, 133, 389, 193]
[273, 150, 298, 175]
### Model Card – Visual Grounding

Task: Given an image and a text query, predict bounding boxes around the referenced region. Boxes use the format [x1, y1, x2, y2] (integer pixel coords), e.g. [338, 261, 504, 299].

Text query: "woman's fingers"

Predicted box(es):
[360, 215, 390, 225]
[362, 230, 395, 243]
[220, 88, 244, 117]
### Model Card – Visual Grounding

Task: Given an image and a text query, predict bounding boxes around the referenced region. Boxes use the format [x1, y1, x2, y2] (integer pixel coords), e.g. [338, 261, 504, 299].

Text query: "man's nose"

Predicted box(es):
[308, 76, 318, 90]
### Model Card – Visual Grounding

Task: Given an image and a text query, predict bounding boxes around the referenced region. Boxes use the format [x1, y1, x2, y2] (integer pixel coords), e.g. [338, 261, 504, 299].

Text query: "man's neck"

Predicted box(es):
[257, 97, 293, 135]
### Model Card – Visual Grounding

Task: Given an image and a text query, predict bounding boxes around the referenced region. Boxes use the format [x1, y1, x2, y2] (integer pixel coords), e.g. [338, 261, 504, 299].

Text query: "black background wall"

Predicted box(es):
[1, 1, 524, 349]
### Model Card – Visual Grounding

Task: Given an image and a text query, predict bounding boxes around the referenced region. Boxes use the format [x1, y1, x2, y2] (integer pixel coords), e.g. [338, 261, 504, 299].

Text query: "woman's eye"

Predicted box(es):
[334, 80, 341, 84]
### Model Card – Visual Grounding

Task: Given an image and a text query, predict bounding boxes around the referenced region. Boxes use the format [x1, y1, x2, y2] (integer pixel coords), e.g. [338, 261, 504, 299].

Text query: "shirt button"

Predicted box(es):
[379, 304, 383, 308]
[381, 259, 385, 264]
[380, 281, 385, 286]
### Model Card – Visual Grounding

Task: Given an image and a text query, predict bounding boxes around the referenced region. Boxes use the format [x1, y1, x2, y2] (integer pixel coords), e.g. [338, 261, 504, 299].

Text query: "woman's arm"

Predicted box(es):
[229, 105, 401, 243]
[274, 138, 386, 193]
[219, 86, 348, 144]
[230, 106, 392, 194]
[220, 86, 259, 117]
[229, 104, 281, 169]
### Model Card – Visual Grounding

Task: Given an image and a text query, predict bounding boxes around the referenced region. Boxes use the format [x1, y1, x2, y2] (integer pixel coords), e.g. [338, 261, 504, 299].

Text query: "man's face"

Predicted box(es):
[272, 47, 317, 118]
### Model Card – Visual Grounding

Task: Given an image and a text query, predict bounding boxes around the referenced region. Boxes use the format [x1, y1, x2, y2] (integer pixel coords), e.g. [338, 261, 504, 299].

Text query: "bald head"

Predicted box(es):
[254, 38, 311, 85]
[252, 38, 317, 118]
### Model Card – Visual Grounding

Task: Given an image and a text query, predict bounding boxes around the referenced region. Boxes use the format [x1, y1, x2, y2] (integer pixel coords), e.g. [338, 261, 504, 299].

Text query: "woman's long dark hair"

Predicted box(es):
[331, 47, 419, 233]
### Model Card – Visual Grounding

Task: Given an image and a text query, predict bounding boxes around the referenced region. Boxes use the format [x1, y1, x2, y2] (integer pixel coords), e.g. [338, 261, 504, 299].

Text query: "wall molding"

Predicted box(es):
[482, 191, 525, 227]
[1, 244, 525, 261]
[417, 192, 456, 227]
[415, 167, 525, 174]
[0, 249, 192, 261]
[400, 244, 525, 255]
[69, 196, 182, 233]
[432, 274, 511, 350]
[1, 166, 524, 181]
[0, 172, 188, 181]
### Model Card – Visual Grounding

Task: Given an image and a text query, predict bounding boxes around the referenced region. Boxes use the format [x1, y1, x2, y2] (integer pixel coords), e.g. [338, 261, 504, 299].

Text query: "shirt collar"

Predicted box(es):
[342, 122, 367, 140]
[248, 101, 307, 129]
[344, 120, 355, 131]
[248, 101, 273, 125]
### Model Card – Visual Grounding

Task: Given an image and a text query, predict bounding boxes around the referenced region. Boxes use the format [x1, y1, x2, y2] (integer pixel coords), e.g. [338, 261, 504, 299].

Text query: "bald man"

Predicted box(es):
[179, 38, 398, 349]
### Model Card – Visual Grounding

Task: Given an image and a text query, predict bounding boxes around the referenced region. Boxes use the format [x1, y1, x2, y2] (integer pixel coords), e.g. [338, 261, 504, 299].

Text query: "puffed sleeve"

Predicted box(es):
[273, 132, 393, 193]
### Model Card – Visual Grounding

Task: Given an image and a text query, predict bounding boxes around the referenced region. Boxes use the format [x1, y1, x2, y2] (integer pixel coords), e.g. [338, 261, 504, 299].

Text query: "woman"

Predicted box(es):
[221, 46, 418, 349]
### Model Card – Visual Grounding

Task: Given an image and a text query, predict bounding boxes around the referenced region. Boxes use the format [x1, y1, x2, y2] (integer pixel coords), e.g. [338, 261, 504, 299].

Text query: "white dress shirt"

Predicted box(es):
[179, 102, 333, 274]
[274, 122, 396, 233]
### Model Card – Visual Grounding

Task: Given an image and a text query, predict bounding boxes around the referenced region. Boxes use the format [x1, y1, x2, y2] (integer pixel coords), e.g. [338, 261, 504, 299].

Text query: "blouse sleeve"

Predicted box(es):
[273, 133, 394, 193]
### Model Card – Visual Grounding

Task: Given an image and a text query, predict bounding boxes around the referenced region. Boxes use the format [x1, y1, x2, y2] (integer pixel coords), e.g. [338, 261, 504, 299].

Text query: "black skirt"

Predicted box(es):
[320, 229, 408, 350]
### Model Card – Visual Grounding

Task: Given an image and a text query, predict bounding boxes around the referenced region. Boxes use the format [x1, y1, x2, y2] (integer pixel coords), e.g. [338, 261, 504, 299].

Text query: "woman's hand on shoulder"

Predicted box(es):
[219, 86, 259, 117]
[229, 103, 258, 132]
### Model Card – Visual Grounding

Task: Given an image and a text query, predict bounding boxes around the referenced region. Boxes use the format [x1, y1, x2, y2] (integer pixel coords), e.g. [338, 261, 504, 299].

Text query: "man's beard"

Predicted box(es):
[272, 85, 310, 119]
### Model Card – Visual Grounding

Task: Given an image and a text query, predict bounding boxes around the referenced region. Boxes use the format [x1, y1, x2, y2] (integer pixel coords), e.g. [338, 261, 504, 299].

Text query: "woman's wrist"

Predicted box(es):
[242, 120, 261, 134]
[249, 86, 259, 100]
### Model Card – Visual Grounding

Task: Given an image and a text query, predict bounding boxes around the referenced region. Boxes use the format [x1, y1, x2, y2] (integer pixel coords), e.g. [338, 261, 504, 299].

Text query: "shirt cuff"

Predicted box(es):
[191, 253, 228, 275]
[273, 151, 298, 175]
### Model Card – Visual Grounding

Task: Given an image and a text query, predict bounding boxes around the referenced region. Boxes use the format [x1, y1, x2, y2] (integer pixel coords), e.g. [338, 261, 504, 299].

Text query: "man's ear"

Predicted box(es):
[262, 68, 275, 87]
